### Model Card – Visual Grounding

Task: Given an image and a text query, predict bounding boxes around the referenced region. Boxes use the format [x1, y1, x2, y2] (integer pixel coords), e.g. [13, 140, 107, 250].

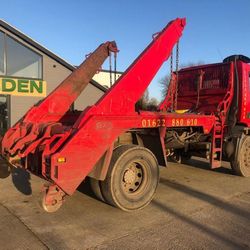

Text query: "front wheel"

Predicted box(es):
[100, 145, 159, 211]
[230, 135, 250, 177]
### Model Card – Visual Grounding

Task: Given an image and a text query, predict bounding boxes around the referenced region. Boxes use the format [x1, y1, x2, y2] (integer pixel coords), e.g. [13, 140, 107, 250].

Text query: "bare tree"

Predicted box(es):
[135, 88, 149, 110]
[147, 97, 159, 111]
[135, 89, 160, 111]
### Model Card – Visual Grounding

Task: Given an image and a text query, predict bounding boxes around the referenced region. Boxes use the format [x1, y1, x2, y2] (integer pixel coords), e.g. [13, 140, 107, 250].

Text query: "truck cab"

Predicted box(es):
[163, 55, 250, 176]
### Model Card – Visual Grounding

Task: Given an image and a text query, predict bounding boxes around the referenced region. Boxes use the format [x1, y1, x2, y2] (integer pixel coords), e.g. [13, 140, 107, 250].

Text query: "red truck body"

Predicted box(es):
[1, 18, 250, 212]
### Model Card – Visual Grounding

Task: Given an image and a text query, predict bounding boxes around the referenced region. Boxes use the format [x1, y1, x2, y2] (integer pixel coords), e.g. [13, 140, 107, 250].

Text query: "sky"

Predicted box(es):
[1, 0, 250, 101]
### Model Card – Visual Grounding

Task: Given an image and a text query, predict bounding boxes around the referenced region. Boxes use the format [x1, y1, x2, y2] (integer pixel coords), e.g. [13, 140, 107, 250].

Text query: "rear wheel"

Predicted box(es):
[169, 150, 191, 164]
[169, 151, 182, 163]
[90, 178, 105, 202]
[231, 135, 250, 177]
[100, 145, 159, 211]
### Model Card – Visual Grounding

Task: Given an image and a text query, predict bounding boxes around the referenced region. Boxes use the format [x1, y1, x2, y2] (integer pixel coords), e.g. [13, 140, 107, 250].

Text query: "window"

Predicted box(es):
[6, 36, 42, 78]
[0, 32, 4, 75]
[0, 95, 8, 135]
[0, 32, 42, 79]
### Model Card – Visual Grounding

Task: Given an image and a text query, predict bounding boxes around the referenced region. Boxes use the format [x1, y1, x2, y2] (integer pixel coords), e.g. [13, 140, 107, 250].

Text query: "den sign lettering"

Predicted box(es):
[0, 78, 46, 97]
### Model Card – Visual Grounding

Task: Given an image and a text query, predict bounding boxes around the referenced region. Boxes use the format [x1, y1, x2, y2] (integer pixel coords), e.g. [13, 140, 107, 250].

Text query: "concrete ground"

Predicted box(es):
[0, 158, 249, 250]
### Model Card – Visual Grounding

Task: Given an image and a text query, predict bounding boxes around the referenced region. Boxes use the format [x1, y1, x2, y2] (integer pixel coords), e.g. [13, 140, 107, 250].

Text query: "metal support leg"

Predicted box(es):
[42, 184, 66, 213]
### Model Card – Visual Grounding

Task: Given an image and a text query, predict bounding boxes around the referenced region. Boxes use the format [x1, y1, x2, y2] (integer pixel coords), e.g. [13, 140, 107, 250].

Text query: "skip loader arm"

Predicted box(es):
[85, 18, 186, 116]
[1, 41, 118, 157]
[1, 18, 186, 210]
[23, 41, 118, 124]
[48, 18, 186, 195]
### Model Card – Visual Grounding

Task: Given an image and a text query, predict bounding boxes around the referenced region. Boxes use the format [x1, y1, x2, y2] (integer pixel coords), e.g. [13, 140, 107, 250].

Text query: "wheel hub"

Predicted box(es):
[243, 141, 250, 168]
[122, 162, 144, 193]
[124, 169, 136, 184]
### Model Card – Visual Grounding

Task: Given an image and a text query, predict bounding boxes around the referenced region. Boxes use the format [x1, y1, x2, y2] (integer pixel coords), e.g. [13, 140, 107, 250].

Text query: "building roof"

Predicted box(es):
[98, 69, 124, 75]
[0, 19, 107, 92]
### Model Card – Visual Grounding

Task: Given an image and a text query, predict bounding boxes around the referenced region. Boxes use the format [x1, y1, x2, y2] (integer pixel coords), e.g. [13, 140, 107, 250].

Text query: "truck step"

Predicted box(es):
[210, 119, 223, 169]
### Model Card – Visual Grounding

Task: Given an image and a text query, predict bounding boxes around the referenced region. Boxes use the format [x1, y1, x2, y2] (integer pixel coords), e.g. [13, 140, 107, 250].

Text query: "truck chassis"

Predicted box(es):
[1, 18, 250, 212]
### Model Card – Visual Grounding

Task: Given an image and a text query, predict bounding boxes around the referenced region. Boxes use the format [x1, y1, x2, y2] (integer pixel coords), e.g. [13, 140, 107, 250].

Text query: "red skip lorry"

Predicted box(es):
[1, 18, 249, 212]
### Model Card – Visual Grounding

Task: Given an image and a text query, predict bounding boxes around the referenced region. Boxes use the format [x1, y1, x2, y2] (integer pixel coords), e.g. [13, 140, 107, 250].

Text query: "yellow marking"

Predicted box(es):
[57, 157, 66, 163]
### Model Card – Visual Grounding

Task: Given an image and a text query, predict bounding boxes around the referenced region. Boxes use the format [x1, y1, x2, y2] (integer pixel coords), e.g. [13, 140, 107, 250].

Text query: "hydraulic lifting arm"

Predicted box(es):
[49, 18, 186, 194]
[92, 18, 186, 115]
[1, 41, 118, 157]
[73, 18, 186, 130]
[2, 18, 186, 196]
[23, 41, 118, 123]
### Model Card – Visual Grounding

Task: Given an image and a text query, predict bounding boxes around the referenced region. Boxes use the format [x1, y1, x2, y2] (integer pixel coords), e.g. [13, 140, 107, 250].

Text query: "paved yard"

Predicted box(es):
[0, 158, 249, 249]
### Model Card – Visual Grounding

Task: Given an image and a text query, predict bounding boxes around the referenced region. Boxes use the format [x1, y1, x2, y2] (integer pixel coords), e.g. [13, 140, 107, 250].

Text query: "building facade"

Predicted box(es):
[93, 69, 123, 89]
[0, 20, 107, 135]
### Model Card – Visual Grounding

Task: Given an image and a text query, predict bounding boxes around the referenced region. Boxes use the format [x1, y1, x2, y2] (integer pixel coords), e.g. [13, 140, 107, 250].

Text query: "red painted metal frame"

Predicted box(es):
[47, 18, 188, 194]
[3, 16, 243, 198]
[1, 18, 202, 196]
[2, 15, 250, 211]
[237, 61, 250, 126]
[49, 112, 215, 194]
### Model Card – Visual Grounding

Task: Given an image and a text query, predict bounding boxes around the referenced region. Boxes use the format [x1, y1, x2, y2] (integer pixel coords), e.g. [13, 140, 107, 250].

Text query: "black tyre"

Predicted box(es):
[169, 152, 182, 164]
[169, 150, 190, 164]
[89, 178, 105, 202]
[100, 145, 159, 211]
[231, 135, 250, 177]
[181, 152, 192, 163]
